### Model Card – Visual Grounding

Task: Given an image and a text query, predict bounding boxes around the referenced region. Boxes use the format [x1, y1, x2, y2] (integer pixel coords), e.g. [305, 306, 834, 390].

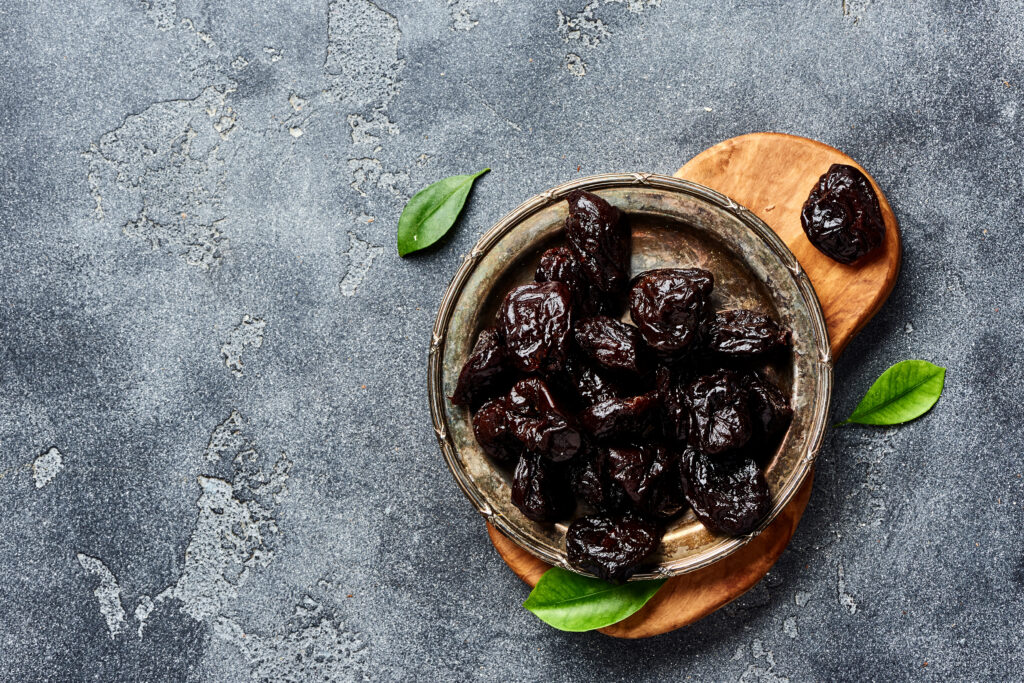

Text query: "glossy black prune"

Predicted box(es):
[512, 453, 571, 523]
[743, 371, 793, 435]
[800, 163, 885, 265]
[569, 356, 622, 408]
[679, 448, 771, 535]
[472, 398, 520, 465]
[535, 246, 597, 315]
[565, 514, 660, 582]
[685, 370, 752, 454]
[564, 190, 630, 296]
[574, 316, 647, 376]
[499, 281, 573, 374]
[606, 445, 684, 519]
[505, 378, 582, 462]
[629, 268, 714, 353]
[657, 366, 690, 445]
[703, 310, 791, 356]
[451, 327, 510, 408]
[579, 391, 660, 440]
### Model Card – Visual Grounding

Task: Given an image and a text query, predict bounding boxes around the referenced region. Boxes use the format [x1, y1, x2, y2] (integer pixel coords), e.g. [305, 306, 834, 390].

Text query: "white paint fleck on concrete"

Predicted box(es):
[32, 447, 64, 488]
[214, 596, 367, 682]
[339, 232, 384, 296]
[566, 53, 587, 78]
[221, 315, 266, 377]
[838, 564, 858, 614]
[135, 596, 155, 637]
[783, 616, 798, 639]
[77, 554, 127, 638]
[325, 0, 405, 108]
[204, 411, 247, 462]
[739, 639, 789, 683]
[795, 590, 811, 607]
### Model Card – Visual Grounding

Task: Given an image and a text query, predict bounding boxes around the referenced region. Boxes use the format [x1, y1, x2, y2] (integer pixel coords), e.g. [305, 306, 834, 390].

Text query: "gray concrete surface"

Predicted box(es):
[1, 1, 1021, 680]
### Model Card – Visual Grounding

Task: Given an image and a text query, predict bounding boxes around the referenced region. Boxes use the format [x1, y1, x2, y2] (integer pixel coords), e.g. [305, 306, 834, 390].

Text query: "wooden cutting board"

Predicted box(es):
[487, 132, 902, 638]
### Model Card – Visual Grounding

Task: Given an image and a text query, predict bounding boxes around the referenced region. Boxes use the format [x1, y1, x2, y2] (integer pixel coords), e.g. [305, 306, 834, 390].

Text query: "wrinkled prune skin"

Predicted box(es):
[499, 281, 573, 374]
[743, 371, 793, 435]
[685, 370, 752, 454]
[657, 366, 690, 445]
[512, 453, 571, 522]
[451, 327, 510, 408]
[579, 391, 660, 440]
[703, 310, 791, 356]
[680, 448, 771, 535]
[569, 356, 622, 407]
[505, 378, 582, 461]
[574, 316, 647, 376]
[629, 269, 714, 354]
[606, 445, 683, 519]
[535, 246, 598, 316]
[801, 163, 885, 265]
[472, 398, 520, 466]
[566, 514, 660, 582]
[564, 190, 630, 296]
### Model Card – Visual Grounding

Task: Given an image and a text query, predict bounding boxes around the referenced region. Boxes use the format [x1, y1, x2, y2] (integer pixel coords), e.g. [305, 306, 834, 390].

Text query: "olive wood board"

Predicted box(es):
[487, 132, 902, 638]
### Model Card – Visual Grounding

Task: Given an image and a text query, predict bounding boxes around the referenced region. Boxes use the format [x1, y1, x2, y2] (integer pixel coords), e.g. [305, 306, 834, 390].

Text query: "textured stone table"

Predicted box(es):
[2, 1, 1021, 680]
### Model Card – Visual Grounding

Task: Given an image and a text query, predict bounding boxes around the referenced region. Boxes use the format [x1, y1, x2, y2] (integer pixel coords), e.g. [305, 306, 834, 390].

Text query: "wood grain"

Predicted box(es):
[487, 132, 901, 638]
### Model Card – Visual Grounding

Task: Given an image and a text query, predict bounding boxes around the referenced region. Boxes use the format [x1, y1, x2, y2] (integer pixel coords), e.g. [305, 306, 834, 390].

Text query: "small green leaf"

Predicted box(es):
[397, 168, 489, 257]
[837, 359, 946, 426]
[522, 567, 665, 632]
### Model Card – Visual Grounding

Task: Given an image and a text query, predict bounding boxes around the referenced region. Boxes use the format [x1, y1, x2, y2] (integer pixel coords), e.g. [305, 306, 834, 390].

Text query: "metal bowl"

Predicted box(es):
[428, 173, 832, 579]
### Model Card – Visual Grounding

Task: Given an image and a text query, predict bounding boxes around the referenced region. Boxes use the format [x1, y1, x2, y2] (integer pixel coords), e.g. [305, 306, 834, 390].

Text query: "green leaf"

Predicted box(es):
[837, 359, 946, 426]
[397, 168, 489, 257]
[522, 567, 665, 632]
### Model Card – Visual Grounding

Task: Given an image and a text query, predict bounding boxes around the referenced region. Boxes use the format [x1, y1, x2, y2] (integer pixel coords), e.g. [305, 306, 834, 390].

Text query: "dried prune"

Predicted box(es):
[535, 246, 597, 315]
[505, 378, 582, 461]
[566, 514, 660, 581]
[685, 370, 752, 454]
[657, 366, 690, 445]
[569, 356, 622, 407]
[499, 281, 573, 374]
[629, 268, 714, 353]
[564, 190, 630, 296]
[451, 327, 510, 408]
[743, 371, 793, 435]
[801, 163, 885, 265]
[680, 448, 771, 536]
[574, 316, 647, 376]
[512, 453, 571, 522]
[472, 398, 520, 465]
[579, 391, 660, 440]
[606, 445, 683, 519]
[703, 309, 791, 356]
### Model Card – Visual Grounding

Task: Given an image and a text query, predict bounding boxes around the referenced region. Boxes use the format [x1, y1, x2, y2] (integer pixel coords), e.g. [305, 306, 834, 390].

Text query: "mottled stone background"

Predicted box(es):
[1, 1, 1022, 680]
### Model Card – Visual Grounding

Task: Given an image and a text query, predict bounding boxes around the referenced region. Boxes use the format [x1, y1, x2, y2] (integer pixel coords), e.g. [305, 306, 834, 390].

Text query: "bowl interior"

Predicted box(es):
[429, 174, 831, 579]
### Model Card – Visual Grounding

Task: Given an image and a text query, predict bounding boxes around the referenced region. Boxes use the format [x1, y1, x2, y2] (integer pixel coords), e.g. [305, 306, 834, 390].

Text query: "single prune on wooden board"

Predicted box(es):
[629, 268, 714, 353]
[743, 371, 793, 435]
[685, 369, 752, 454]
[499, 281, 574, 374]
[505, 378, 582, 461]
[800, 163, 886, 265]
[451, 327, 510, 408]
[566, 513, 661, 582]
[579, 391, 660, 440]
[679, 448, 771, 536]
[574, 316, 648, 376]
[606, 445, 684, 519]
[564, 190, 630, 296]
[472, 398, 521, 466]
[703, 309, 791, 357]
[511, 453, 571, 523]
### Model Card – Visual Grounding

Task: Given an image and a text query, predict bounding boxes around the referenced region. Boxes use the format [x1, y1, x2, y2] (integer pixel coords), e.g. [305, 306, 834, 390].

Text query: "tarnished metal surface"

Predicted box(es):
[429, 173, 832, 579]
